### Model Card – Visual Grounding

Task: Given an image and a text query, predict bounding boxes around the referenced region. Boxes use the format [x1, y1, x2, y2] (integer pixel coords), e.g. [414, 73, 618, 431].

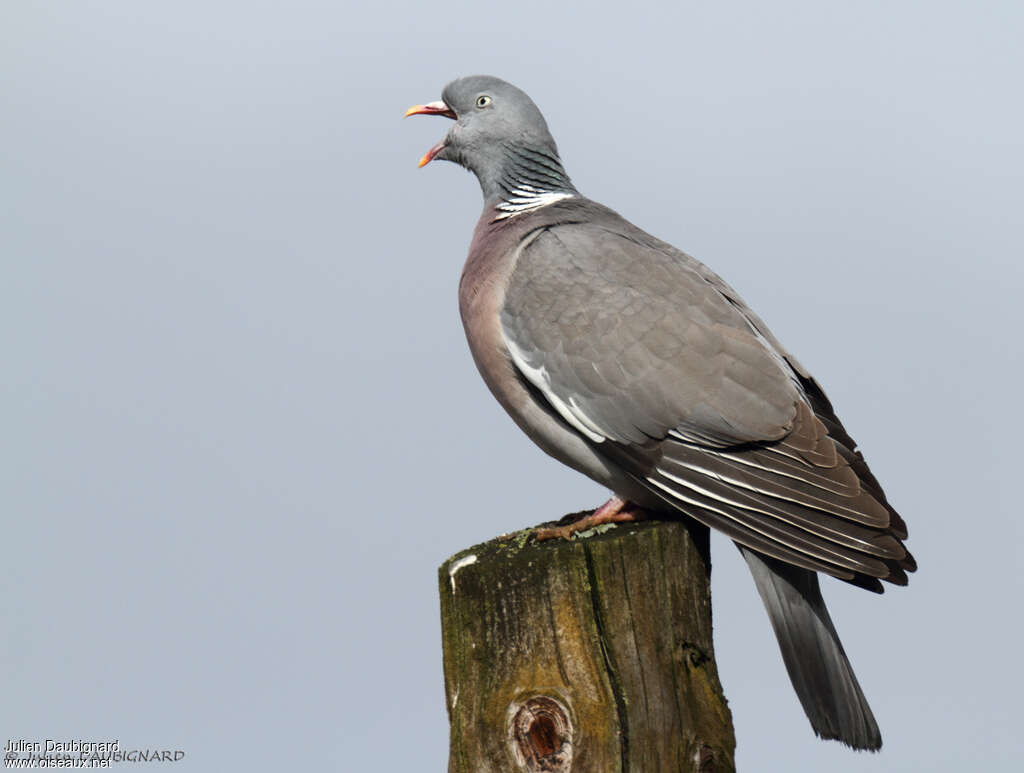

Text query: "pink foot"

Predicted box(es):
[534, 496, 648, 542]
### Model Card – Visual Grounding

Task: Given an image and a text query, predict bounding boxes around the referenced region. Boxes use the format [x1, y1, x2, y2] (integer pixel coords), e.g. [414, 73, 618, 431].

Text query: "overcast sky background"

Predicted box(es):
[3, 1, 1022, 770]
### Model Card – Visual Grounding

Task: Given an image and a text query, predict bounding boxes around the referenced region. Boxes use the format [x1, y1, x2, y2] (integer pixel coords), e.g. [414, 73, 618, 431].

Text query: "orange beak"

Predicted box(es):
[404, 100, 456, 119]
[404, 100, 457, 167]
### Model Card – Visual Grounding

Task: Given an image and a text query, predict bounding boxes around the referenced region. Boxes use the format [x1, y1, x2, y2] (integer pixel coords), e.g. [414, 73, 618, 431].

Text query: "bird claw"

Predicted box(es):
[534, 497, 647, 542]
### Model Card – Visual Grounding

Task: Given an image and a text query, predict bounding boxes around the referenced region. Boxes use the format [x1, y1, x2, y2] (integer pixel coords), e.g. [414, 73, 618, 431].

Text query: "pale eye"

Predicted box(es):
[476, 95, 492, 109]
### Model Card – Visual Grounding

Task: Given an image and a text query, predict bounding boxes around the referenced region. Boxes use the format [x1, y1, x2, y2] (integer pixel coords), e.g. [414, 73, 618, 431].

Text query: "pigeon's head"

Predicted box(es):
[405, 75, 573, 201]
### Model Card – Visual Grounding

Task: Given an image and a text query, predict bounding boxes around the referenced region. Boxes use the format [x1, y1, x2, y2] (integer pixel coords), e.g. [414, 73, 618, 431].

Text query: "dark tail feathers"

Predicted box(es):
[740, 545, 882, 750]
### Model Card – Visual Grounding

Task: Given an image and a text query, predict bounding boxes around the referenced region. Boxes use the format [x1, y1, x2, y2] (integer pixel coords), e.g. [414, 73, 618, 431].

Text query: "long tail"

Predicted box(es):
[739, 545, 882, 750]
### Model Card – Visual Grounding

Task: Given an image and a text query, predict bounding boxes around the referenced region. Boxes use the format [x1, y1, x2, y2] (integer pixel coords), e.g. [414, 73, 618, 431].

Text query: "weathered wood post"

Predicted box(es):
[438, 518, 736, 773]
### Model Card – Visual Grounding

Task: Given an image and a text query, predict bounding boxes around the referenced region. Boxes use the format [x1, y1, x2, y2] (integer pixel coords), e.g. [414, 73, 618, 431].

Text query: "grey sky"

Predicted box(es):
[3, 1, 1022, 770]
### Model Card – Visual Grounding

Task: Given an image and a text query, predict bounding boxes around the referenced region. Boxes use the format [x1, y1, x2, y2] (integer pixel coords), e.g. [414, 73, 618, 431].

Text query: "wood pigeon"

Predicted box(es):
[406, 75, 915, 751]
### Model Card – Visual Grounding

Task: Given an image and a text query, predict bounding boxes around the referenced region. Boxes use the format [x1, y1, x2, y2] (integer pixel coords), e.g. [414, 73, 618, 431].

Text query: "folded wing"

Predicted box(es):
[501, 221, 913, 588]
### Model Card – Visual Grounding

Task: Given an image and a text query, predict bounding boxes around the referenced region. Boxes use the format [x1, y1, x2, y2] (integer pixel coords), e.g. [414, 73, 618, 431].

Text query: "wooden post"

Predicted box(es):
[438, 518, 736, 773]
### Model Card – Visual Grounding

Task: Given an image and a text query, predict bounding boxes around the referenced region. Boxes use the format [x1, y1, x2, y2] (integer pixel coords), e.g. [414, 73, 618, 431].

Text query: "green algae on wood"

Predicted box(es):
[438, 519, 736, 772]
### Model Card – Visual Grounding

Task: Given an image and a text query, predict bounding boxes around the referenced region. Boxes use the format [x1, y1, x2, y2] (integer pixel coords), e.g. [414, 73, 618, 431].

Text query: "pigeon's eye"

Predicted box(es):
[476, 95, 492, 109]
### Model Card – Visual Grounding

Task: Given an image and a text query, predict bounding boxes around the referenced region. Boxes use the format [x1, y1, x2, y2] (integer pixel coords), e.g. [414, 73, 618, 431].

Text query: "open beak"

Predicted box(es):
[404, 100, 456, 167]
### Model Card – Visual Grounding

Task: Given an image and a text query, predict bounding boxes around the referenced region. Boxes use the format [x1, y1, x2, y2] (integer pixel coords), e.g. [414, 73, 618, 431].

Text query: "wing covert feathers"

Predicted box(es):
[501, 224, 802, 448]
[499, 215, 912, 590]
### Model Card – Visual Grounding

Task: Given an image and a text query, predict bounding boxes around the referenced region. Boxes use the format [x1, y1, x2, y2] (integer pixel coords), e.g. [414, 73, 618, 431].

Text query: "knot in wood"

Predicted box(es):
[508, 695, 573, 772]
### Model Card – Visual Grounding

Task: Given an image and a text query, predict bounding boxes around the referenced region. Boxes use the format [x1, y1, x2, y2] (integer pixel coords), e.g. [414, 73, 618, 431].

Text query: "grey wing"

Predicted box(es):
[501, 224, 803, 448]
[501, 223, 914, 587]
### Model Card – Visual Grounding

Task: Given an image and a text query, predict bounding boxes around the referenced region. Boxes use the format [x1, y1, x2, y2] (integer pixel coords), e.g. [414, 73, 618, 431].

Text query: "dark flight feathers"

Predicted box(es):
[501, 211, 913, 591]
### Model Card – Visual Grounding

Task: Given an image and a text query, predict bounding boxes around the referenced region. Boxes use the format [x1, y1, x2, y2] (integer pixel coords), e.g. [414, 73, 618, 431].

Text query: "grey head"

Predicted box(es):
[406, 75, 577, 213]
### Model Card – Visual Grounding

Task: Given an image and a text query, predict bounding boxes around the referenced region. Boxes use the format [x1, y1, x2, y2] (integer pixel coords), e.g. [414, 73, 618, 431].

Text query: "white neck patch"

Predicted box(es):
[493, 184, 574, 221]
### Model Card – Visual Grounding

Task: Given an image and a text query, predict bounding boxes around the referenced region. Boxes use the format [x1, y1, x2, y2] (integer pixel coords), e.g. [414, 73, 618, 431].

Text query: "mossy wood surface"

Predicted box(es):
[438, 519, 736, 772]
